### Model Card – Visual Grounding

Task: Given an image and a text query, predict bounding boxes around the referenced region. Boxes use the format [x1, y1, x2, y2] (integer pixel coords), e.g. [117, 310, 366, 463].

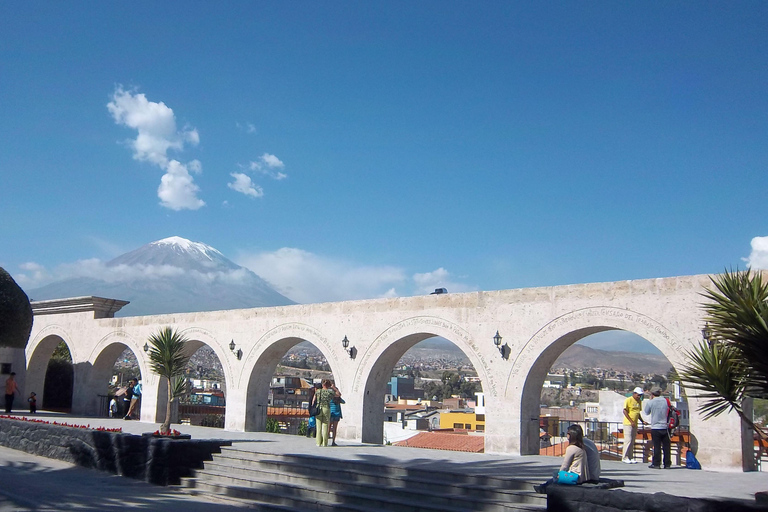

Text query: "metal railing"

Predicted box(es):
[542, 420, 693, 465]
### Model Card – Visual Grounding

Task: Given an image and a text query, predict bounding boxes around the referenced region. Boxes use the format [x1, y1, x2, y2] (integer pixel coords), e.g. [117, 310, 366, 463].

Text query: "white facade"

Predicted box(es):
[19, 274, 756, 470]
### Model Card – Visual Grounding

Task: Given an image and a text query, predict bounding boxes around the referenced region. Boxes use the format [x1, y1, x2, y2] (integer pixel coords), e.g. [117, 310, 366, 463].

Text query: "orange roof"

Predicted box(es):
[539, 441, 568, 456]
[385, 403, 424, 411]
[267, 407, 309, 417]
[393, 432, 484, 453]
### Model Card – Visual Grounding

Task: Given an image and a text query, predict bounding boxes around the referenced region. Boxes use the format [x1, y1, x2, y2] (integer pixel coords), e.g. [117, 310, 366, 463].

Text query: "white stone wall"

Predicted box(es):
[22, 274, 751, 470]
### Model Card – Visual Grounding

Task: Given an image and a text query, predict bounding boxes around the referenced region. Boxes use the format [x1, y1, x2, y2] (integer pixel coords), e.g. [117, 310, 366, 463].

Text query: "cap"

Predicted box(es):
[633, 387, 644, 395]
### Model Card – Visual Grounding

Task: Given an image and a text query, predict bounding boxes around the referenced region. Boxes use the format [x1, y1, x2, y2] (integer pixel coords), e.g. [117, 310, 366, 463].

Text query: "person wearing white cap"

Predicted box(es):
[621, 387, 646, 463]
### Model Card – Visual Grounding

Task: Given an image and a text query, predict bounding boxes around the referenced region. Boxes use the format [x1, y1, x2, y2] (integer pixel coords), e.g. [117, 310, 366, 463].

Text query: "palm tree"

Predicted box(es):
[147, 327, 191, 434]
[679, 269, 768, 449]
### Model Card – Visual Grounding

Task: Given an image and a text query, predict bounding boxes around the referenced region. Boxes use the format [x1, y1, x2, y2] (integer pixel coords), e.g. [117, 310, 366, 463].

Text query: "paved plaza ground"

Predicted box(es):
[0, 410, 766, 510]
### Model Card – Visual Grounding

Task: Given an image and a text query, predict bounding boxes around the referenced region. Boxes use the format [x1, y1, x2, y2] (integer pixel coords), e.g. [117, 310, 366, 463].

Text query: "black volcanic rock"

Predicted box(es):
[28, 237, 294, 317]
[0, 267, 33, 348]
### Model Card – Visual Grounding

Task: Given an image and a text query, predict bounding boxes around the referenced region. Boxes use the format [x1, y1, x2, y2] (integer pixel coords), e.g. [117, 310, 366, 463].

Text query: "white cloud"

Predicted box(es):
[235, 248, 406, 303]
[236, 249, 477, 304]
[249, 153, 287, 180]
[745, 236, 768, 269]
[236, 122, 257, 134]
[158, 160, 205, 211]
[413, 267, 476, 295]
[108, 86, 204, 210]
[13, 258, 252, 290]
[15, 262, 51, 287]
[228, 172, 264, 198]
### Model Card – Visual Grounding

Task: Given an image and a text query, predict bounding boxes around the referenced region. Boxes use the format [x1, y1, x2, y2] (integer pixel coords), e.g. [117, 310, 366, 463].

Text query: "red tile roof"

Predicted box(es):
[539, 441, 568, 456]
[393, 432, 485, 453]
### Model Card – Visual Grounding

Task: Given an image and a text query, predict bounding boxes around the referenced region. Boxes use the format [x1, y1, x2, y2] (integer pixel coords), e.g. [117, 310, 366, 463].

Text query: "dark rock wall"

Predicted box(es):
[0, 418, 229, 485]
[0, 267, 33, 349]
[548, 486, 768, 512]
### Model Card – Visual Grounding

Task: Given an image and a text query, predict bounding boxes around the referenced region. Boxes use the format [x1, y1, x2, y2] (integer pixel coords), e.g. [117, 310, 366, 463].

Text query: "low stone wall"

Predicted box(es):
[548, 486, 768, 512]
[0, 417, 230, 485]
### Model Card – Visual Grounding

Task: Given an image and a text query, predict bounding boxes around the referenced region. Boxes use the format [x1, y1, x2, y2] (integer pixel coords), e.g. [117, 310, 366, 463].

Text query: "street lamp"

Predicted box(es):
[143, 342, 149, 352]
[229, 339, 242, 360]
[342, 335, 354, 358]
[493, 331, 504, 356]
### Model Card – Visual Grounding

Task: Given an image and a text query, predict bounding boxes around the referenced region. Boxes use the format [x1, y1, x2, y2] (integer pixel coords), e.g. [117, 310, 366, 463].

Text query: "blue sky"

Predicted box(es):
[2, 2, 767, 312]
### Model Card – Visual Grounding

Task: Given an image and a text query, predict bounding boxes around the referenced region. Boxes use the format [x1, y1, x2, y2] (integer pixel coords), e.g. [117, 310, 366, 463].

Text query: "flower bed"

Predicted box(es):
[0, 415, 122, 432]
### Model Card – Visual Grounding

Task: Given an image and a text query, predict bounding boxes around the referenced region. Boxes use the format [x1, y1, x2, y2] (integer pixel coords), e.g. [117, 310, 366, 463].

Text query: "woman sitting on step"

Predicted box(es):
[534, 424, 589, 493]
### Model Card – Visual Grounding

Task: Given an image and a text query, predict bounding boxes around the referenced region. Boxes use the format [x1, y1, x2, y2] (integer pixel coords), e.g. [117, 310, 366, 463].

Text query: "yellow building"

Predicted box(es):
[439, 410, 485, 431]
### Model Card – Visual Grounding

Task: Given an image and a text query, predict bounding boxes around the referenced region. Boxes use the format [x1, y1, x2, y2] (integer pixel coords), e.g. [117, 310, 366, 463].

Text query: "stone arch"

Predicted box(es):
[355, 316, 494, 445]
[241, 323, 340, 432]
[77, 331, 148, 416]
[167, 327, 234, 424]
[26, 326, 78, 412]
[507, 306, 685, 455]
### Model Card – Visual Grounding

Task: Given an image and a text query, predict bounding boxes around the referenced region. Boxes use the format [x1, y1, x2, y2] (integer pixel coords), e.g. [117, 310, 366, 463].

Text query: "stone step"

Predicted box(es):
[217, 446, 538, 491]
[186, 469, 544, 512]
[200, 456, 544, 508]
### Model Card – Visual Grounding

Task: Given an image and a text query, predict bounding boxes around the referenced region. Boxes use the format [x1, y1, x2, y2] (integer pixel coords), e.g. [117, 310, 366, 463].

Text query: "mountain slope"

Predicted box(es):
[28, 237, 294, 317]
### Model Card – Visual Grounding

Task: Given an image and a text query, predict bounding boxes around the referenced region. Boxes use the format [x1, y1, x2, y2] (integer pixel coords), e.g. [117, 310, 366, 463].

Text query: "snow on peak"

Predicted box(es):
[151, 236, 224, 260]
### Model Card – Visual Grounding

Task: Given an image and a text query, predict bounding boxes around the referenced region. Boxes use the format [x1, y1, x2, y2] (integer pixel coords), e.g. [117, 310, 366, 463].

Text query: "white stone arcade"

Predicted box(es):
[23, 274, 754, 471]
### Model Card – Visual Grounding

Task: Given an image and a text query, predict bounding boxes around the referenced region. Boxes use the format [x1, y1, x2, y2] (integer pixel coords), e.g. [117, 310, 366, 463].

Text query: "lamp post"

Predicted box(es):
[342, 335, 354, 358]
[493, 331, 504, 356]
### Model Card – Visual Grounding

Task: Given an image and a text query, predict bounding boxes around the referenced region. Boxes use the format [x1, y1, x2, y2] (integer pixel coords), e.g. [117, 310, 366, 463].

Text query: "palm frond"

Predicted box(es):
[701, 269, 768, 397]
[679, 342, 749, 420]
[147, 327, 191, 380]
[170, 375, 188, 401]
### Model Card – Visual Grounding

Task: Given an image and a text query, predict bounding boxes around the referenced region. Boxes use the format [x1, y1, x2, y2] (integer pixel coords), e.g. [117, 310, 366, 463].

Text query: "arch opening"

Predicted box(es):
[176, 342, 227, 428]
[524, 327, 684, 459]
[362, 334, 485, 448]
[245, 337, 338, 434]
[26, 336, 74, 414]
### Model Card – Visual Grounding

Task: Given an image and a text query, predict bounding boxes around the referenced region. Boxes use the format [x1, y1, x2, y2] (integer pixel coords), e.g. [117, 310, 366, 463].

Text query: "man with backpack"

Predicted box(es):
[643, 387, 672, 469]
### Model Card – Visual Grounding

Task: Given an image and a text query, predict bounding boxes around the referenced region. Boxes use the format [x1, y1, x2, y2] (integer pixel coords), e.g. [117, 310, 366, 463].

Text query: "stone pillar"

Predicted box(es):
[689, 398, 747, 471]
[225, 387, 248, 432]
[139, 376, 160, 423]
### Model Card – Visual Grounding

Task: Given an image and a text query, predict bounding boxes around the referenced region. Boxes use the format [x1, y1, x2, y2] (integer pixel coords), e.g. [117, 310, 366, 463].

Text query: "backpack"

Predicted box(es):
[666, 398, 680, 431]
[685, 449, 701, 469]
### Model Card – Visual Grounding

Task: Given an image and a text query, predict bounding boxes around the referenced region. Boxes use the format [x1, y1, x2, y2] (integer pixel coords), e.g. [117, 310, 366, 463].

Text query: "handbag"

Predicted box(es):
[556, 470, 580, 485]
[308, 403, 318, 416]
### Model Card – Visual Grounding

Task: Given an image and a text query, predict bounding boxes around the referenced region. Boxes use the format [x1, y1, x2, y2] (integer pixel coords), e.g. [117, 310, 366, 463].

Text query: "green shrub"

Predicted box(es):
[266, 417, 281, 433]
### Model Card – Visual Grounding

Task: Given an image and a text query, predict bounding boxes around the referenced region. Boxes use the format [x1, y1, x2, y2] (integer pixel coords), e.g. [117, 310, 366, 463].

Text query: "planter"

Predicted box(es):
[142, 432, 192, 440]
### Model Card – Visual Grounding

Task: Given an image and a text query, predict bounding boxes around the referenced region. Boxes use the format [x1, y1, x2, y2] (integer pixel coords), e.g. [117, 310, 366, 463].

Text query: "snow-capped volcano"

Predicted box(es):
[108, 236, 240, 273]
[28, 237, 294, 316]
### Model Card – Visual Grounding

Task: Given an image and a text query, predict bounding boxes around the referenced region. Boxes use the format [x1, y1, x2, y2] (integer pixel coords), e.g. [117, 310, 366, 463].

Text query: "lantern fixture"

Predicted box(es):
[342, 335, 354, 358]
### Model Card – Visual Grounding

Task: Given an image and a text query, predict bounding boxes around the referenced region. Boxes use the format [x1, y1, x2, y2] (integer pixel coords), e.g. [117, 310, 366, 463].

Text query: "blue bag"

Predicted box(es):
[685, 450, 701, 470]
[556, 470, 580, 485]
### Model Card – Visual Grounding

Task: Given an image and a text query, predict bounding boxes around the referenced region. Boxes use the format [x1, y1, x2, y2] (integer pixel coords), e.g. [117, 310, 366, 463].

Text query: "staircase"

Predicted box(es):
[182, 446, 547, 511]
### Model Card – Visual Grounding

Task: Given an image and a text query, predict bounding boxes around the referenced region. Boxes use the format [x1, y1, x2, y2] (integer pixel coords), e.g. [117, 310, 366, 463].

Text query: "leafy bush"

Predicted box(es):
[266, 417, 281, 433]
[200, 414, 225, 428]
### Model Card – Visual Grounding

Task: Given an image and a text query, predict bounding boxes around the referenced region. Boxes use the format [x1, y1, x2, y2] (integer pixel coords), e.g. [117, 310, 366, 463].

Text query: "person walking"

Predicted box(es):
[125, 378, 142, 420]
[329, 384, 344, 446]
[313, 379, 339, 447]
[621, 387, 646, 463]
[4, 373, 19, 413]
[643, 387, 671, 469]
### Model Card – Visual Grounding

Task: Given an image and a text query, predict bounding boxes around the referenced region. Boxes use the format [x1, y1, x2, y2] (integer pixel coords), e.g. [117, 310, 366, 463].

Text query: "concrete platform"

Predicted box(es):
[1, 410, 766, 507]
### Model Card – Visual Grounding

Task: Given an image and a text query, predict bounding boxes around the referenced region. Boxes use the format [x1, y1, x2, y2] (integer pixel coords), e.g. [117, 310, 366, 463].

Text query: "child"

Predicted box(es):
[109, 397, 118, 418]
[28, 392, 36, 414]
[306, 414, 316, 438]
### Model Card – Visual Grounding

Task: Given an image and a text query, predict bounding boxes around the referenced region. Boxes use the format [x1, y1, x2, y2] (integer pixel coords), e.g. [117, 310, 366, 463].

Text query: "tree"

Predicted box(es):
[147, 327, 191, 434]
[679, 269, 768, 448]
